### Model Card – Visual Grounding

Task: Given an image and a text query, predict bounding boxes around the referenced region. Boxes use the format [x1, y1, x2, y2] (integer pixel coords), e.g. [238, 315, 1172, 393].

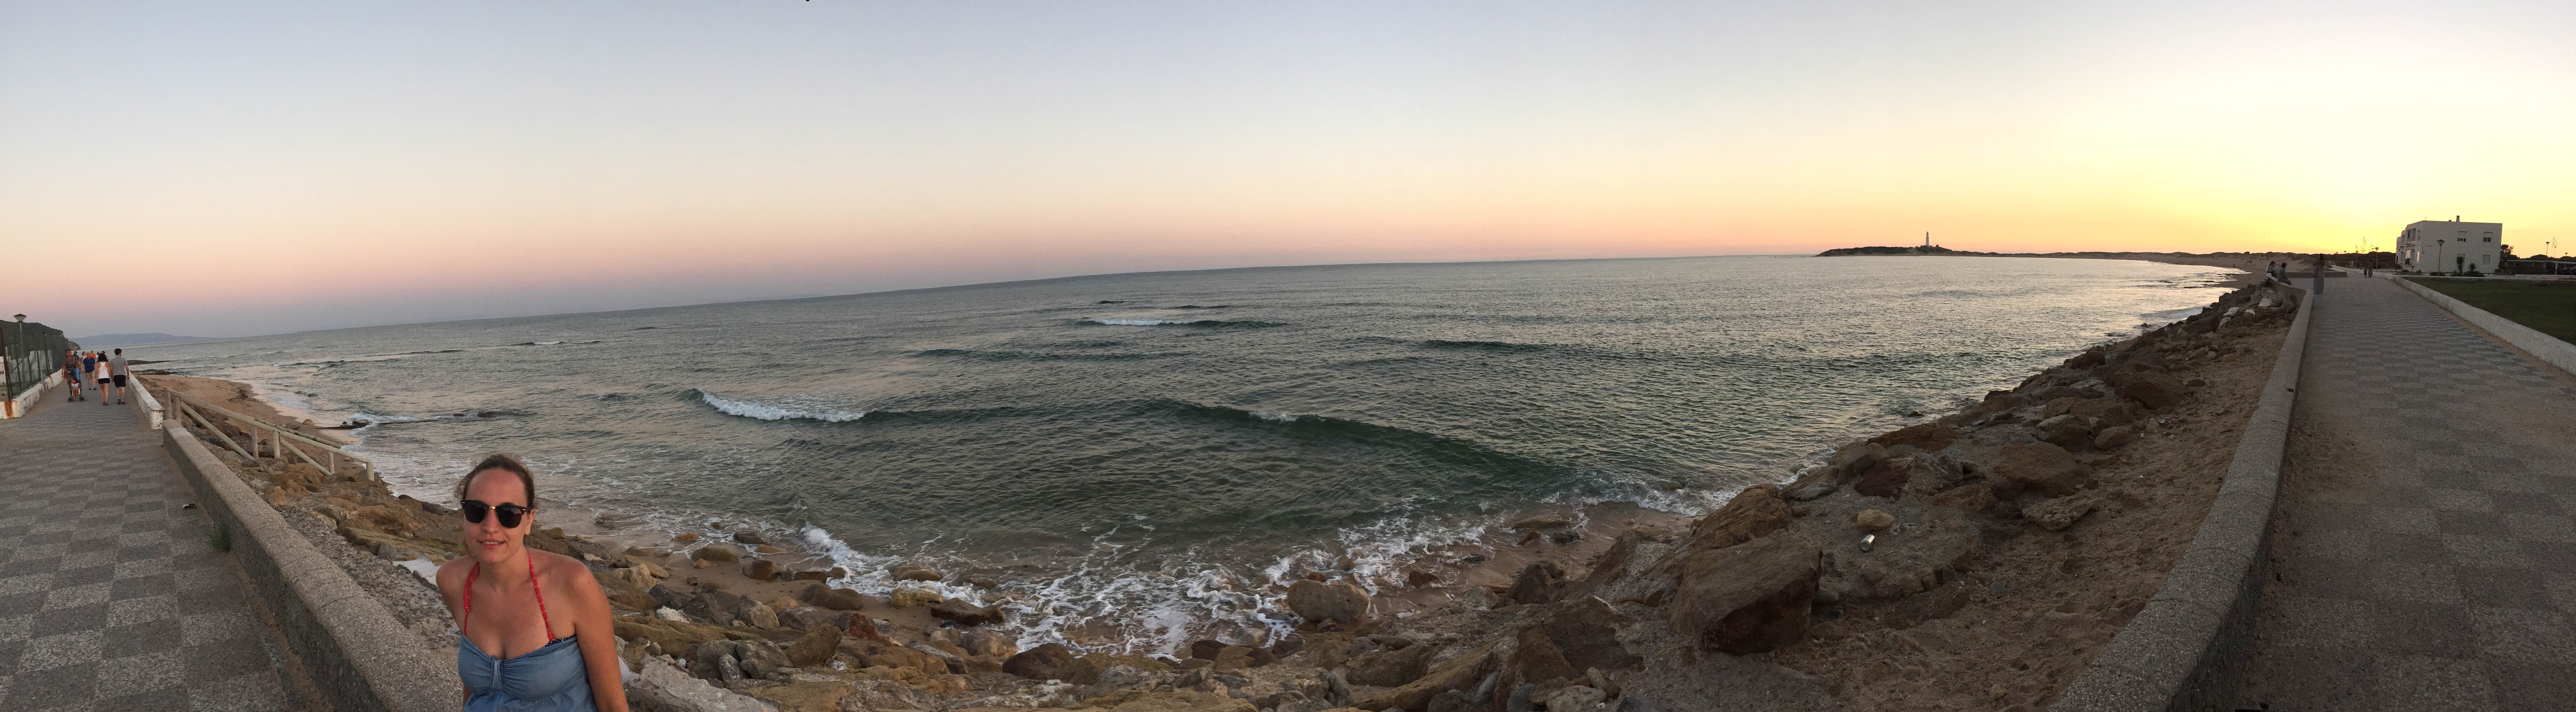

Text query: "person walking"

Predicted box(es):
[61, 351, 83, 402]
[107, 348, 130, 405]
[2313, 254, 2326, 294]
[94, 352, 115, 406]
[79, 351, 99, 402]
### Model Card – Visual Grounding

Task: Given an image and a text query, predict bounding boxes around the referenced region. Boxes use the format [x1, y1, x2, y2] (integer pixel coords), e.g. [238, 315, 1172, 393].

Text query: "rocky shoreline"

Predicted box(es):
[152, 280, 2296, 712]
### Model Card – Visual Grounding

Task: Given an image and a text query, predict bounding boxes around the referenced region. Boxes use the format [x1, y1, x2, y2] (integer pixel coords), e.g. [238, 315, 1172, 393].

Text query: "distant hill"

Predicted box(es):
[1816, 245, 1998, 256]
[71, 333, 205, 348]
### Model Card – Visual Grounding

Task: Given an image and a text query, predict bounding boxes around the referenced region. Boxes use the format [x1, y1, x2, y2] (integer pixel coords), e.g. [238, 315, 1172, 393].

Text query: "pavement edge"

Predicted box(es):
[2050, 281, 2314, 712]
[163, 421, 464, 712]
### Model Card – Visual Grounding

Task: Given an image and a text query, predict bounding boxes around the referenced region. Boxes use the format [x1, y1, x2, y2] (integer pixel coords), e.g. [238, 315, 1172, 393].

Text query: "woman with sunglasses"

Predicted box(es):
[435, 454, 630, 712]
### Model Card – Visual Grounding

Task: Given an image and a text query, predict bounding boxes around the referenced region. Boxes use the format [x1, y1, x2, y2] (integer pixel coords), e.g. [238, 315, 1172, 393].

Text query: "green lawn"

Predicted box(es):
[2409, 278, 2576, 343]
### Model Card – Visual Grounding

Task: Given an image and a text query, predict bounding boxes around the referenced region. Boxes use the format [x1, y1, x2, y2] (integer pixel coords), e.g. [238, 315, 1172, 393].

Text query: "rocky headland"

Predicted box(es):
[153, 281, 2298, 712]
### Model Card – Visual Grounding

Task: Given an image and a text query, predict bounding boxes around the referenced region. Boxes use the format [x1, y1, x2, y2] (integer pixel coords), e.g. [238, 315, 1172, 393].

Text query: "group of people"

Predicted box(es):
[60, 348, 131, 405]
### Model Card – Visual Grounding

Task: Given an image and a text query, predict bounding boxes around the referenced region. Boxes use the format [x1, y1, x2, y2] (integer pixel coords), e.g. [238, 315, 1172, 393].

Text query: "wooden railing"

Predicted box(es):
[165, 389, 379, 482]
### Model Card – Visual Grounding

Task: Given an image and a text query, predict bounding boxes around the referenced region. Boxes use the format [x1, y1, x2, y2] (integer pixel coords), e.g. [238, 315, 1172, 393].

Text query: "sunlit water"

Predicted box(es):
[133, 255, 2231, 651]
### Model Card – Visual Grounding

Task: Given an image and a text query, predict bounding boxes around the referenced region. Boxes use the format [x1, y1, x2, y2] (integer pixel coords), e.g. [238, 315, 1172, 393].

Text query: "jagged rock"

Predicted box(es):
[1668, 535, 1820, 654]
[1565, 531, 1649, 601]
[740, 603, 778, 629]
[698, 589, 756, 627]
[930, 598, 1003, 627]
[1004, 643, 1100, 683]
[1785, 483, 1836, 501]
[1870, 422, 1958, 452]
[1508, 626, 1579, 691]
[1988, 443, 2089, 497]
[691, 545, 742, 563]
[796, 583, 867, 611]
[775, 606, 850, 632]
[784, 625, 838, 667]
[1543, 685, 1606, 712]
[2093, 424, 2138, 449]
[961, 628, 1018, 659]
[1212, 644, 1273, 671]
[1510, 515, 1573, 530]
[1287, 579, 1370, 623]
[2023, 495, 2099, 531]
[1191, 639, 1229, 660]
[2036, 414, 2094, 450]
[1351, 641, 1497, 712]
[1829, 442, 1890, 482]
[742, 559, 778, 581]
[672, 532, 699, 543]
[905, 640, 966, 674]
[1679, 483, 1789, 552]
[625, 656, 772, 712]
[1854, 509, 1894, 532]
[890, 562, 943, 581]
[888, 588, 943, 608]
[1534, 596, 1640, 672]
[1502, 561, 1565, 606]
[2105, 371, 2187, 410]
[611, 615, 731, 656]
[1404, 569, 1440, 587]
[1343, 639, 1441, 686]
[1427, 689, 1481, 712]
[843, 639, 945, 676]
[729, 530, 768, 546]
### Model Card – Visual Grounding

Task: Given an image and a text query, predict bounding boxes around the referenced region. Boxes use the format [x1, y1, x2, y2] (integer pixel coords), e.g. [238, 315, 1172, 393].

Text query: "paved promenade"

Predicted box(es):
[2240, 276, 2576, 710]
[0, 393, 293, 710]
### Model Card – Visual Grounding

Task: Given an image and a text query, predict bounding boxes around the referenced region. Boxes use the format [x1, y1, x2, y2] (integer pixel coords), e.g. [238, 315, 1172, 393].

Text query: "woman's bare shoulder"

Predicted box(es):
[534, 551, 606, 594]
[434, 557, 477, 592]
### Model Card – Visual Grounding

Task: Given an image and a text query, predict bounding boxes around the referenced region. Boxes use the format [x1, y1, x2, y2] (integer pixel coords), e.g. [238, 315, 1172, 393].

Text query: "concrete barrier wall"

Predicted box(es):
[2052, 281, 2313, 712]
[2, 370, 64, 418]
[163, 421, 462, 712]
[2393, 277, 2576, 377]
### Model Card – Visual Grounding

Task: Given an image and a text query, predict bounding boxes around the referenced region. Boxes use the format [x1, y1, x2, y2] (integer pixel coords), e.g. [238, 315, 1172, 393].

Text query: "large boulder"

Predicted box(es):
[1829, 442, 1890, 482]
[930, 598, 1004, 627]
[698, 589, 757, 627]
[1532, 596, 1640, 672]
[1342, 640, 1441, 686]
[1870, 422, 1958, 453]
[1667, 535, 1821, 655]
[2036, 414, 2094, 451]
[1501, 561, 1565, 606]
[625, 656, 773, 712]
[796, 583, 867, 611]
[890, 562, 943, 582]
[843, 639, 947, 676]
[777, 606, 851, 632]
[2105, 371, 2187, 410]
[1004, 642, 1098, 683]
[692, 544, 744, 563]
[785, 625, 840, 667]
[1988, 443, 2089, 498]
[1287, 580, 1370, 623]
[1679, 484, 1789, 552]
[1351, 641, 1497, 712]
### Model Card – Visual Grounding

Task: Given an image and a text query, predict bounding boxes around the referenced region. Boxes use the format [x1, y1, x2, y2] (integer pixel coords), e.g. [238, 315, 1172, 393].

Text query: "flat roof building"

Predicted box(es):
[2396, 217, 2502, 274]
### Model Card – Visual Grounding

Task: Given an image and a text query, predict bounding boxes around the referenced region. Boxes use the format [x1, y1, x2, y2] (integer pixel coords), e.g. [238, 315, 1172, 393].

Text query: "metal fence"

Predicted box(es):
[2, 319, 72, 400]
[2503, 259, 2575, 275]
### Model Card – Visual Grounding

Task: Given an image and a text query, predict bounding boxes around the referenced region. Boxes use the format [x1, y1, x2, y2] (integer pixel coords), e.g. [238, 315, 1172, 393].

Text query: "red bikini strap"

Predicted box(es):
[463, 562, 479, 636]
[528, 554, 556, 642]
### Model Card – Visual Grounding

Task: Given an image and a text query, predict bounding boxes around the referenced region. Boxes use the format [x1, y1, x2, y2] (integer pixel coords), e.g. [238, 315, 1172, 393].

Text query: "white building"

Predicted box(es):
[2397, 217, 2503, 273]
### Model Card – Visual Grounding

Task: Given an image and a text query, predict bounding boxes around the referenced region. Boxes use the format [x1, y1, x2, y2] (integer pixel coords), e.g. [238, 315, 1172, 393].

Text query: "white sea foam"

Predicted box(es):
[698, 391, 867, 422]
[1249, 411, 1301, 423]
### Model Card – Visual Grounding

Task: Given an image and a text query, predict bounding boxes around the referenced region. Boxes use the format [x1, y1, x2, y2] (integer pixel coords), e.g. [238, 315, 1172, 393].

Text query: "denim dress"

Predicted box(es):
[459, 636, 597, 712]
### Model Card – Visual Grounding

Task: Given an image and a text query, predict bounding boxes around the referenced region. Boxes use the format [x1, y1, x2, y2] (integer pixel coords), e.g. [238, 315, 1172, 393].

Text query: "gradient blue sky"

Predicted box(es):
[6, 0, 2572, 337]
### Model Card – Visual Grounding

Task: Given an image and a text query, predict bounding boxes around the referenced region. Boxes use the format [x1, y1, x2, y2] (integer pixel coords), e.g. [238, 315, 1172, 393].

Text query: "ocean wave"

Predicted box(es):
[1078, 318, 1280, 328]
[1168, 305, 1232, 310]
[697, 390, 868, 423]
[914, 348, 1187, 363]
[519, 340, 563, 346]
[1419, 339, 1551, 353]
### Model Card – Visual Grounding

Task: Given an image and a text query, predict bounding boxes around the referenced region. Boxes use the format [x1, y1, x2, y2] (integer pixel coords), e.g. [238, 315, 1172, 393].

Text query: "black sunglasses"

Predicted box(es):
[459, 500, 534, 528]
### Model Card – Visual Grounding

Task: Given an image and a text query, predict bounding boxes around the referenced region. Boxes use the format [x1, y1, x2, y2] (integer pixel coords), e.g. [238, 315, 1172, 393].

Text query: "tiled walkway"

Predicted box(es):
[2240, 276, 2576, 710]
[0, 392, 292, 711]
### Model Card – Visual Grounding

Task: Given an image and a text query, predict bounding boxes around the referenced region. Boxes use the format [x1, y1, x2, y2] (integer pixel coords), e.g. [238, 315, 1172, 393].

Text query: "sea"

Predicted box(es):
[130, 255, 2234, 651]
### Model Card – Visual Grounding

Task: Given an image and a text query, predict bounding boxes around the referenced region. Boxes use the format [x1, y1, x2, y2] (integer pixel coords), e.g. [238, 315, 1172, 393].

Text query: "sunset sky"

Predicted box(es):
[6, 0, 2572, 337]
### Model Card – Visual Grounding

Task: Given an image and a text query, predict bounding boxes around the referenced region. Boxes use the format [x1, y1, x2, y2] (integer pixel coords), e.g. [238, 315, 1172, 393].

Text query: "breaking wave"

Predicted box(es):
[697, 390, 869, 422]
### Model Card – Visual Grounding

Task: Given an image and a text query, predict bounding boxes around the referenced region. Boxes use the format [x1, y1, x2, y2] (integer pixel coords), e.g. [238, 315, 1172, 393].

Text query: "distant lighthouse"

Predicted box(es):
[1923, 232, 1931, 247]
